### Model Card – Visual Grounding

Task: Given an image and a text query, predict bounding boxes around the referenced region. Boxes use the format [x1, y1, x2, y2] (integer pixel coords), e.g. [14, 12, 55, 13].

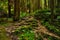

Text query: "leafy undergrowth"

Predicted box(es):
[43, 34, 59, 40]
[14, 27, 35, 40]
[0, 22, 13, 27]
[34, 10, 60, 40]
[0, 10, 60, 40]
[34, 10, 60, 39]
[0, 16, 60, 40]
[3, 16, 38, 40]
[41, 20, 60, 36]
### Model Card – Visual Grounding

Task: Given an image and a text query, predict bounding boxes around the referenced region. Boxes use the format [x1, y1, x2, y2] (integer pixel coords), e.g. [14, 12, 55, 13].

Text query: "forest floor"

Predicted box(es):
[0, 16, 60, 40]
[0, 25, 11, 40]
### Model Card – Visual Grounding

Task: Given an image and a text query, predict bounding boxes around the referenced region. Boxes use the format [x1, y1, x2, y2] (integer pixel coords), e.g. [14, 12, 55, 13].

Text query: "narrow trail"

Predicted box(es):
[0, 16, 60, 40]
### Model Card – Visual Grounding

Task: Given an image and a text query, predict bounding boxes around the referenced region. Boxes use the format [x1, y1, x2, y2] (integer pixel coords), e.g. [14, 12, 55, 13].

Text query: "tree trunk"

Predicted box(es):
[44, 0, 47, 9]
[8, 0, 11, 18]
[20, 0, 27, 12]
[48, 0, 50, 9]
[13, 0, 20, 21]
[37, 0, 41, 9]
[50, 0, 55, 23]
[57, 0, 60, 8]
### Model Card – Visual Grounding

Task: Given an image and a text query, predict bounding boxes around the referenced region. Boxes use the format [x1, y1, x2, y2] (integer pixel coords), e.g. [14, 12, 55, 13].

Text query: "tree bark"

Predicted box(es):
[50, 0, 55, 23]
[8, 0, 11, 18]
[57, 0, 60, 8]
[37, 0, 41, 9]
[44, 0, 47, 9]
[13, 0, 20, 21]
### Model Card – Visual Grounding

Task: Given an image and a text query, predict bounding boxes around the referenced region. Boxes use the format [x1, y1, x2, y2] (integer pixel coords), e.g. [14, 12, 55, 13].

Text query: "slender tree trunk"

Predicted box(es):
[37, 0, 41, 9]
[8, 0, 11, 18]
[57, 0, 60, 8]
[44, 0, 47, 9]
[24, 0, 27, 13]
[50, 0, 55, 23]
[13, 0, 20, 21]
[57, 0, 60, 16]
[20, 0, 25, 12]
[48, 0, 50, 9]
[29, 0, 31, 13]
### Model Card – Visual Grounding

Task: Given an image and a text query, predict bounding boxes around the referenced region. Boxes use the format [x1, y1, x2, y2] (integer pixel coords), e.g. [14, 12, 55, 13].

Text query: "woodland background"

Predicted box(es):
[0, 0, 60, 40]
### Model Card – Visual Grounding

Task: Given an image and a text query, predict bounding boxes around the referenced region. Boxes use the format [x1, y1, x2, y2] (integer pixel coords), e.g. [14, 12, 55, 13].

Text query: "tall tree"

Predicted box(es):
[57, 0, 60, 8]
[44, 0, 47, 9]
[33, 0, 41, 11]
[8, 0, 11, 18]
[50, 0, 55, 23]
[29, 0, 34, 13]
[28, 0, 31, 13]
[37, 0, 41, 9]
[13, 0, 20, 21]
[48, 0, 50, 8]
[20, 0, 27, 12]
[56, 0, 60, 16]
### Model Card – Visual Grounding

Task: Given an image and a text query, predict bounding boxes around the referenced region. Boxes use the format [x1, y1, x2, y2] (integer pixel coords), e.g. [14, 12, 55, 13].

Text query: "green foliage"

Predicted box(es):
[20, 12, 29, 18]
[0, 8, 3, 11]
[34, 9, 60, 28]
[35, 9, 60, 39]
[56, 8, 60, 12]
[57, 16, 60, 19]
[48, 36, 59, 40]
[34, 9, 51, 21]
[41, 21, 60, 36]
[0, 0, 8, 13]
[0, 22, 11, 27]
[13, 25, 35, 40]
[0, 0, 60, 40]
[18, 31, 35, 40]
